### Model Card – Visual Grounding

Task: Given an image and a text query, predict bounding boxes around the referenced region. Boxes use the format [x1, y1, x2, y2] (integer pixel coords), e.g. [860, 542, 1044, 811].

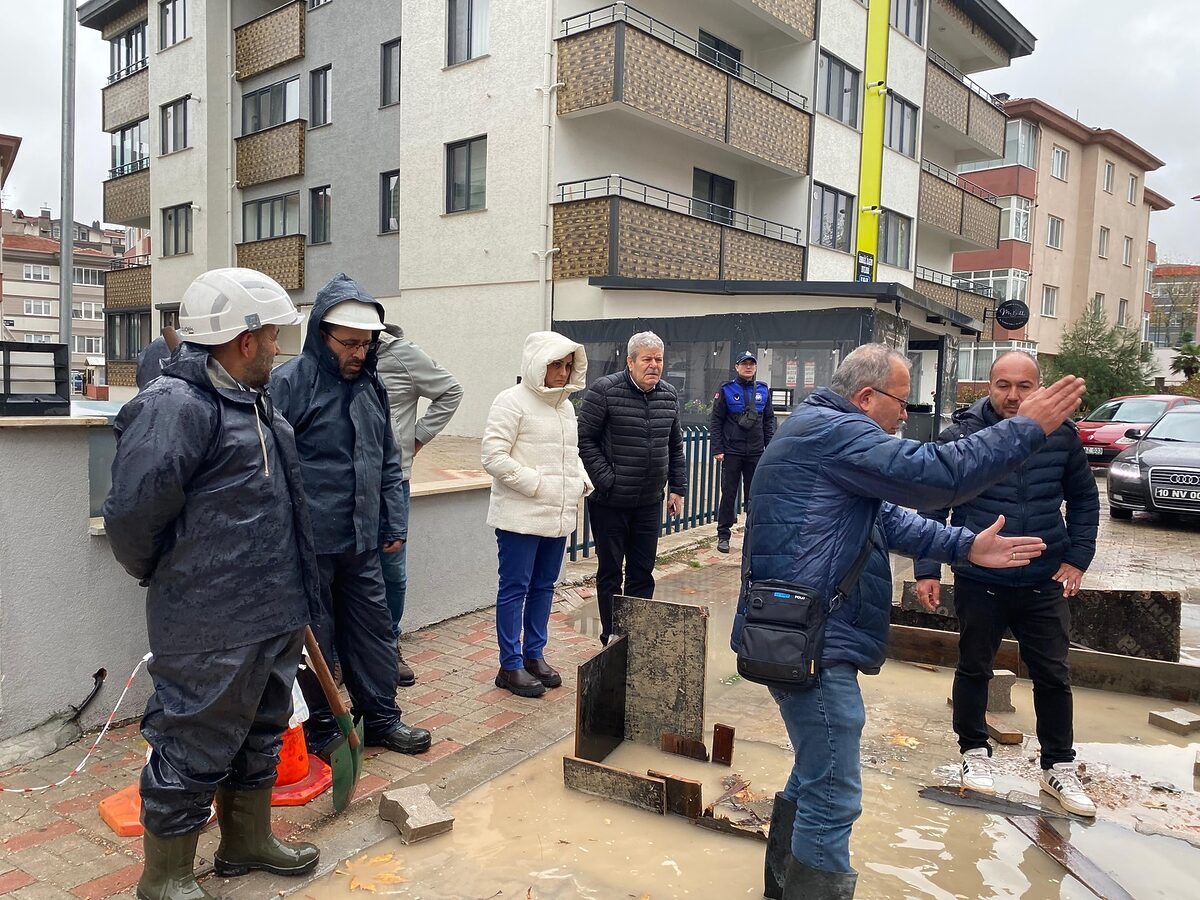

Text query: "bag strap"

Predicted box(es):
[831, 526, 874, 611]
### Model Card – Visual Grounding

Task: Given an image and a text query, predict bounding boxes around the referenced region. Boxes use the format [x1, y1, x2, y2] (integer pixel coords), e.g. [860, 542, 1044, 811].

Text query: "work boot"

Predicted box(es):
[369, 722, 432, 755]
[213, 786, 320, 878]
[496, 666, 547, 697]
[137, 829, 215, 900]
[524, 657, 562, 689]
[960, 747, 996, 794]
[1040, 763, 1097, 817]
[783, 854, 857, 899]
[717, 537, 731, 554]
[396, 641, 416, 687]
[763, 792, 797, 899]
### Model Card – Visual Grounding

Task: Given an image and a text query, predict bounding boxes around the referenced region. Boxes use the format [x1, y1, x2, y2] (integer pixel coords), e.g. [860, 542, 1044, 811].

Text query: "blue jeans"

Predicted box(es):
[770, 663, 866, 875]
[380, 481, 411, 641]
[495, 530, 566, 671]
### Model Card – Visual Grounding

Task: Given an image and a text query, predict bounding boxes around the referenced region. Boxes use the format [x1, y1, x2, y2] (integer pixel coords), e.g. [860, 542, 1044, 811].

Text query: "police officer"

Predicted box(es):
[710, 351, 775, 554]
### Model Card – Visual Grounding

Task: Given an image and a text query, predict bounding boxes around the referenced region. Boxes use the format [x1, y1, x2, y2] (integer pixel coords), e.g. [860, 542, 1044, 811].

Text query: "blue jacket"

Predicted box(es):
[733, 388, 1047, 673]
[270, 274, 407, 555]
[914, 398, 1099, 586]
[709, 377, 776, 457]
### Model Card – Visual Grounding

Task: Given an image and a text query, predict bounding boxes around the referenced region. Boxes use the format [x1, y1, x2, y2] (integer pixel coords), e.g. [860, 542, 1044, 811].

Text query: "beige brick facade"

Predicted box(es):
[556, 25, 617, 115]
[919, 170, 999, 249]
[727, 80, 810, 175]
[723, 229, 805, 280]
[237, 234, 305, 291]
[617, 202, 722, 280]
[235, 120, 306, 188]
[961, 191, 1001, 247]
[235, 0, 306, 82]
[100, 5, 147, 41]
[621, 27, 726, 144]
[102, 66, 149, 133]
[925, 59, 969, 133]
[107, 361, 137, 388]
[915, 276, 990, 322]
[749, 0, 817, 40]
[552, 199, 611, 280]
[104, 265, 152, 311]
[967, 92, 1005, 158]
[103, 167, 151, 227]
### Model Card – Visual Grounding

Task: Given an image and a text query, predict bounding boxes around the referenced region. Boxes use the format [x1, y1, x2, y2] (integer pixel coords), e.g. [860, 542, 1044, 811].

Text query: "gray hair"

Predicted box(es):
[627, 331, 664, 359]
[830, 343, 911, 399]
[989, 350, 1041, 381]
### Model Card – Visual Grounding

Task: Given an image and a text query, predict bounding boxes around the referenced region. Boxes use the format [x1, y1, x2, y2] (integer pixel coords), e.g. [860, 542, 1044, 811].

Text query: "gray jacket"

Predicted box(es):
[375, 326, 464, 481]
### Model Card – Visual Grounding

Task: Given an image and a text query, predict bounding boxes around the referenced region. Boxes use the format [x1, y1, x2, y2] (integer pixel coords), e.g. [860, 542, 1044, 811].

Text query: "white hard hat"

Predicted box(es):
[177, 268, 302, 346]
[322, 299, 385, 331]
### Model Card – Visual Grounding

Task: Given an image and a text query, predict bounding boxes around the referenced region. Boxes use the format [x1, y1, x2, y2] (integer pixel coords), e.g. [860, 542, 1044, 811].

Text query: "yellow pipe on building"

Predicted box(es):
[855, 0, 891, 279]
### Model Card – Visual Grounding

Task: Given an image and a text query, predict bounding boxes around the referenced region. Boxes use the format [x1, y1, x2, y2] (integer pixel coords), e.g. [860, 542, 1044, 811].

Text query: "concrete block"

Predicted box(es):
[378, 785, 454, 844]
[988, 669, 1017, 713]
[1148, 708, 1200, 736]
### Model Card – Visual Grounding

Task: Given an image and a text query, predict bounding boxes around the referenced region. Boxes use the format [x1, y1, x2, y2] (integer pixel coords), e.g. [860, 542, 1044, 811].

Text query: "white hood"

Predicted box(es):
[520, 331, 587, 403]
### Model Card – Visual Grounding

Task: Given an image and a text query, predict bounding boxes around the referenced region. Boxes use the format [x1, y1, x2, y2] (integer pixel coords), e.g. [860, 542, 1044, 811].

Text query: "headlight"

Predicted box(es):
[1108, 459, 1140, 477]
[1114, 436, 1137, 446]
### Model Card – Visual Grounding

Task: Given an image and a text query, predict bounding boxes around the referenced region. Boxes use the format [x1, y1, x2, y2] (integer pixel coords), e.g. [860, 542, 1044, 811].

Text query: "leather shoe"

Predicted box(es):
[495, 667, 546, 697]
[717, 537, 730, 553]
[368, 723, 431, 755]
[396, 641, 416, 687]
[523, 657, 562, 688]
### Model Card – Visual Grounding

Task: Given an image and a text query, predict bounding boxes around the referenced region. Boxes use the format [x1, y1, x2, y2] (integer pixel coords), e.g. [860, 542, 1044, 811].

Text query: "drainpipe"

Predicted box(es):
[226, 0, 235, 266]
[59, 0, 76, 357]
[535, 0, 563, 330]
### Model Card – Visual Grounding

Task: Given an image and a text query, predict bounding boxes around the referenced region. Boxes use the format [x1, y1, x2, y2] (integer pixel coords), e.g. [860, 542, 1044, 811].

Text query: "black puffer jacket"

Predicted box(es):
[914, 397, 1099, 587]
[577, 371, 687, 508]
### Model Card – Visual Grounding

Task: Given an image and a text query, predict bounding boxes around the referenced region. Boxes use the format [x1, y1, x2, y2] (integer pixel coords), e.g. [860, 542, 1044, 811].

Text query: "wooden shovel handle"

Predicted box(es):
[162, 326, 180, 352]
[303, 626, 360, 750]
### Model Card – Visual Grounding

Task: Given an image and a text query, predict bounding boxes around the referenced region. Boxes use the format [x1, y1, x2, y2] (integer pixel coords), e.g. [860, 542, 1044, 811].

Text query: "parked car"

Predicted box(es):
[1077, 394, 1200, 467]
[1106, 405, 1200, 520]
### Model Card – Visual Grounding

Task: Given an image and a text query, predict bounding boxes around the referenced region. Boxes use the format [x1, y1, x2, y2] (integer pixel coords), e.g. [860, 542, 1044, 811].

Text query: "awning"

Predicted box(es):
[85, 356, 106, 367]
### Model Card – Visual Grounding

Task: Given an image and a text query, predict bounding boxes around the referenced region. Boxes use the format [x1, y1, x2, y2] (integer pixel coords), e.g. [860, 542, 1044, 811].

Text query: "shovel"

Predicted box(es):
[303, 626, 363, 813]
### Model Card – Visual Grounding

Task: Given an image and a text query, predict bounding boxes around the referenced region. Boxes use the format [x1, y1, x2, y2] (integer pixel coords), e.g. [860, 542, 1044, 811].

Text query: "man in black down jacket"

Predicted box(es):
[577, 331, 687, 644]
[915, 351, 1099, 817]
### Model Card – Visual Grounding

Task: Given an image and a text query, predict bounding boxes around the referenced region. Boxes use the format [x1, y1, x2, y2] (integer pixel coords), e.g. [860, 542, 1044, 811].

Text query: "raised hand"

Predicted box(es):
[966, 515, 1047, 568]
[1016, 376, 1086, 435]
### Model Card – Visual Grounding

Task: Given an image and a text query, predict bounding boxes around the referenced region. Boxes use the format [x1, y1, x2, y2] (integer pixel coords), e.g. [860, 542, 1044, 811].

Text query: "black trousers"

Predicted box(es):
[717, 453, 760, 539]
[952, 575, 1075, 769]
[140, 629, 303, 837]
[588, 499, 661, 643]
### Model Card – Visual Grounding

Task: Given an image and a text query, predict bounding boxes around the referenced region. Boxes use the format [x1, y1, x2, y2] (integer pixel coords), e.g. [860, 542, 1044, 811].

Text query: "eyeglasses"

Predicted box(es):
[872, 387, 910, 408]
[325, 333, 378, 354]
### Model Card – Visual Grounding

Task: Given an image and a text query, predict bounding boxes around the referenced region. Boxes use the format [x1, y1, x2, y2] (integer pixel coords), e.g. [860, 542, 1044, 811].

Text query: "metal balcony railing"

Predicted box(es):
[108, 157, 149, 180]
[921, 158, 997, 203]
[106, 56, 148, 85]
[915, 265, 995, 298]
[561, 2, 808, 110]
[927, 49, 1004, 111]
[110, 255, 151, 270]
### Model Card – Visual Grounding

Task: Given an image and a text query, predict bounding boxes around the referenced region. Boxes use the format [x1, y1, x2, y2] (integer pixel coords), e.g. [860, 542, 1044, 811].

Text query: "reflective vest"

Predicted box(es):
[722, 381, 769, 415]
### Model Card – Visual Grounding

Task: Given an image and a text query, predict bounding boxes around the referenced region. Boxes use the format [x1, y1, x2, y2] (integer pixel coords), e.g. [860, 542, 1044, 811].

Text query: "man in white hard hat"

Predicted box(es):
[104, 268, 321, 900]
[271, 273, 432, 758]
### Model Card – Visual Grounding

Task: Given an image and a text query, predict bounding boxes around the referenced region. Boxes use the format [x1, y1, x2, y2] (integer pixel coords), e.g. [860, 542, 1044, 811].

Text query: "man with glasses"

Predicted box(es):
[271, 273, 432, 758]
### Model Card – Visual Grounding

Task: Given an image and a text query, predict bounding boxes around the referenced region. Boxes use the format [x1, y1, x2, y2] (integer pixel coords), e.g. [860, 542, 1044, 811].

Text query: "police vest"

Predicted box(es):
[722, 381, 769, 415]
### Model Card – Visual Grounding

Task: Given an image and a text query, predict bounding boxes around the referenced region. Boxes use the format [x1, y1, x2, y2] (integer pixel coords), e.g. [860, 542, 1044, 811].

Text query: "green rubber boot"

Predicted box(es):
[213, 786, 320, 878]
[136, 830, 215, 900]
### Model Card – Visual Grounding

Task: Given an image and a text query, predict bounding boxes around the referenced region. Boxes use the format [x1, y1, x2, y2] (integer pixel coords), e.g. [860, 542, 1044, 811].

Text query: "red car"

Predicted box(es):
[1077, 394, 1200, 467]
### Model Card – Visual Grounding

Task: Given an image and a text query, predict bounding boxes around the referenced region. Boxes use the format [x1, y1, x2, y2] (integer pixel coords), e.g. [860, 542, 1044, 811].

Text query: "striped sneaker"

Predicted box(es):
[1040, 763, 1096, 817]
[960, 748, 996, 794]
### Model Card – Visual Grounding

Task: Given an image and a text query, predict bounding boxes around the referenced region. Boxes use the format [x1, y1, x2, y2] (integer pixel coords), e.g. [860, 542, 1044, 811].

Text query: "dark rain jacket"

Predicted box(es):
[135, 336, 172, 390]
[103, 344, 317, 655]
[709, 377, 776, 457]
[576, 370, 687, 508]
[270, 274, 407, 555]
[914, 397, 1099, 587]
[733, 388, 1048, 674]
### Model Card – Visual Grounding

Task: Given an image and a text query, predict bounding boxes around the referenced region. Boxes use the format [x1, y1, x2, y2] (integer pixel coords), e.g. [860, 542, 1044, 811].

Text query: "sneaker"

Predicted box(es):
[960, 748, 996, 794]
[1040, 763, 1096, 817]
[717, 538, 731, 553]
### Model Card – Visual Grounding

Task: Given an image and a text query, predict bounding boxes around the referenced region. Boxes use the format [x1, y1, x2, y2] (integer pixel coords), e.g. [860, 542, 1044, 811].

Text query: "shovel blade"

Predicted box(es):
[328, 716, 365, 814]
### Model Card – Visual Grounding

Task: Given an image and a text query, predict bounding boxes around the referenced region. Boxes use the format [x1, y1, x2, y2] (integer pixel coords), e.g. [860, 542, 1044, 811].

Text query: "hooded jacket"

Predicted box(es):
[270, 274, 407, 555]
[103, 343, 317, 654]
[481, 332, 593, 538]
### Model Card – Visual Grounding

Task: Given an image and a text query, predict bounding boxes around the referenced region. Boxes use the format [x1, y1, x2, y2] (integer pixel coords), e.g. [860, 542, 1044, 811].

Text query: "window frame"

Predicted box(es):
[110, 119, 150, 177]
[810, 182, 854, 254]
[445, 135, 487, 214]
[24, 298, 53, 315]
[884, 91, 918, 158]
[1127, 174, 1138, 205]
[109, 22, 147, 81]
[160, 97, 188, 155]
[890, 0, 924, 43]
[817, 50, 860, 129]
[698, 30, 742, 76]
[159, 0, 188, 50]
[692, 168, 736, 226]
[310, 185, 332, 245]
[998, 196, 1031, 242]
[310, 66, 332, 127]
[72, 268, 104, 287]
[1046, 215, 1064, 250]
[1098, 226, 1109, 259]
[380, 39, 401, 107]
[73, 300, 104, 319]
[446, 0, 490, 67]
[162, 203, 192, 256]
[1041, 284, 1058, 318]
[1050, 145, 1069, 181]
[877, 209, 912, 269]
[1122, 236, 1133, 267]
[242, 192, 302, 243]
[23, 264, 52, 283]
[380, 170, 399, 233]
[24, 333, 55, 344]
[1117, 298, 1129, 327]
[241, 77, 301, 136]
[73, 334, 104, 354]
[1102, 160, 1114, 193]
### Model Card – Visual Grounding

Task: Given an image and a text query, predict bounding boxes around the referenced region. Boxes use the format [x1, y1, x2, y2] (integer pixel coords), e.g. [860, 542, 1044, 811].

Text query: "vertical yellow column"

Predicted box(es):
[855, 0, 891, 279]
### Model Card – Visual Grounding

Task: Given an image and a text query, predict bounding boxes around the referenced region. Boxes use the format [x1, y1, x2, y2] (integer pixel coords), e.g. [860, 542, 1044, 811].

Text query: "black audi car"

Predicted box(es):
[1107, 405, 1200, 520]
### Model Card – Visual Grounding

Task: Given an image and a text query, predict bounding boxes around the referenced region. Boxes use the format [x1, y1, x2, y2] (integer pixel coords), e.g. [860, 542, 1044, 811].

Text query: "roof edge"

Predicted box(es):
[951, 0, 1037, 59]
[1144, 186, 1173, 211]
[1002, 98, 1164, 171]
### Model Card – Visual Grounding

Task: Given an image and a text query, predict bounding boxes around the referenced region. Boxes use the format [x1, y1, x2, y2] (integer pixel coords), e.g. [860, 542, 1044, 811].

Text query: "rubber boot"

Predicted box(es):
[783, 853, 858, 899]
[136, 830, 215, 900]
[213, 786, 320, 877]
[763, 792, 797, 899]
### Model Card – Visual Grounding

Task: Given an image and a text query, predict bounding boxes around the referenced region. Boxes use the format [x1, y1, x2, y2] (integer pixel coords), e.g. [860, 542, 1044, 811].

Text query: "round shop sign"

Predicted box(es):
[994, 299, 1030, 331]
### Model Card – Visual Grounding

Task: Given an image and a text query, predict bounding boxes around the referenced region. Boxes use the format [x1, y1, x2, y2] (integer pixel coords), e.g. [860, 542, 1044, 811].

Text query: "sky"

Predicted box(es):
[0, 0, 1196, 259]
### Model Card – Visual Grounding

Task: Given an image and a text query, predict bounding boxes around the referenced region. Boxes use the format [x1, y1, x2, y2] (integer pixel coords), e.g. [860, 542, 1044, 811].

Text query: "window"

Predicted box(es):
[308, 0, 331, 8]
[1118, 298, 1129, 327]
[957, 340, 1038, 381]
[381, 40, 401, 107]
[73, 301, 104, 319]
[109, 22, 146, 80]
[159, 0, 187, 49]
[23, 265, 51, 282]
[1123, 236, 1133, 267]
[1098, 226, 1109, 258]
[162, 204, 192, 256]
[817, 51, 860, 128]
[73, 335, 103, 354]
[1041, 285, 1058, 317]
[73, 268, 104, 287]
[954, 268, 1029, 304]
[447, 0, 489, 66]
[884, 92, 918, 157]
[1102, 161, 1114, 193]
[959, 119, 1039, 173]
[698, 30, 742, 75]
[310, 66, 331, 126]
[380, 170, 399, 232]
[446, 136, 487, 213]
[1050, 145, 1069, 180]
[160, 98, 188, 154]
[1127, 174, 1138, 204]
[24, 299, 53, 315]
[242, 78, 300, 135]
[810, 183, 854, 253]
[878, 210, 911, 269]
[692, 168, 736, 225]
[107, 312, 152, 361]
[1092, 293, 1105, 315]
[24, 333, 54, 344]
[890, 0, 924, 43]
[242, 193, 301, 242]
[51, 223, 62, 239]
[110, 119, 149, 176]
[998, 196, 1031, 242]
[1046, 215, 1063, 249]
[310, 186, 331, 244]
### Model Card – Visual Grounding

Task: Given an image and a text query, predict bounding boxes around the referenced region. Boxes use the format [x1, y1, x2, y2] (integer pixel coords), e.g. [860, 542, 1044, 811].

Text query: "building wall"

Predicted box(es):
[0, 255, 108, 373]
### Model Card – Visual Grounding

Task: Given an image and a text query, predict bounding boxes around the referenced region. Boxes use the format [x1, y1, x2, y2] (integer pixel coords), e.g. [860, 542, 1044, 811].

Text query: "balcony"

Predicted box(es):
[235, 119, 306, 188]
[914, 266, 992, 324]
[102, 62, 148, 132]
[552, 176, 805, 282]
[235, 0, 305, 82]
[923, 51, 1006, 161]
[236, 234, 305, 291]
[103, 160, 150, 227]
[917, 160, 1000, 251]
[734, 0, 817, 41]
[557, 5, 811, 175]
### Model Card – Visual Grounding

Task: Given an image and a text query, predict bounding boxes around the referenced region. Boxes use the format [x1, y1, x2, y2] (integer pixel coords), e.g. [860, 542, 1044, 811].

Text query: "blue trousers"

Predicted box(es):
[380, 480, 411, 640]
[495, 530, 566, 671]
[770, 663, 866, 875]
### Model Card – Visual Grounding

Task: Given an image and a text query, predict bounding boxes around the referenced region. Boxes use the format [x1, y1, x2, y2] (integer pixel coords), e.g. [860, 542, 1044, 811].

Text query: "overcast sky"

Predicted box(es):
[0, 0, 1196, 259]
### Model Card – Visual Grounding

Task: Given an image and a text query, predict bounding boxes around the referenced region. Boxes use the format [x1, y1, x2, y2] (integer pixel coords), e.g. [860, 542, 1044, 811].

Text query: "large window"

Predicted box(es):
[24, 333, 54, 344]
[1103, 160, 1114, 193]
[957, 341, 1037, 382]
[159, 0, 187, 49]
[997, 196, 1031, 242]
[310, 66, 332, 126]
[73, 335, 104, 354]
[884, 92, 918, 157]
[161, 98, 188, 154]
[810, 183, 853, 253]
[446, 136, 487, 213]
[960, 119, 1038, 173]
[1127, 174, 1138, 205]
[23, 265, 51, 282]
[1050, 145, 1069, 180]
[243, 193, 301, 242]
[73, 268, 104, 287]
[24, 299, 53, 315]
[107, 312, 152, 361]
[73, 301, 104, 319]
[380, 170, 399, 233]
[1098, 226, 1110, 258]
[1041, 284, 1058, 317]
[310, 186, 331, 244]
[878, 210, 911, 269]
[110, 119, 149, 177]
[954, 268, 1029, 304]
[242, 78, 300, 135]
[1118, 298, 1129, 327]
[1093, 292, 1105, 315]
[109, 22, 146, 81]
[698, 30, 742, 75]
[890, 0, 924, 43]
[162, 204, 192, 256]
[380, 40, 401, 107]
[1123, 236, 1133, 267]
[817, 51, 860, 128]
[447, 0, 490, 66]
[692, 168, 736, 225]
[1046, 215, 1063, 249]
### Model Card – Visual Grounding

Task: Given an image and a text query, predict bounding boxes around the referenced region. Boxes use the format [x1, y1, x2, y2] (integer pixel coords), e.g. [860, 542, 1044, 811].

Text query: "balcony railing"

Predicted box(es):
[110, 255, 150, 270]
[927, 49, 1003, 111]
[914, 265, 993, 322]
[106, 56, 147, 85]
[921, 158, 997, 203]
[109, 157, 149, 180]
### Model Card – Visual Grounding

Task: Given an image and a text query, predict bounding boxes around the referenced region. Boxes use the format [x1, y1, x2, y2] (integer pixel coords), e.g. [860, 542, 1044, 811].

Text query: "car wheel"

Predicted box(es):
[1109, 506, 1133, 520]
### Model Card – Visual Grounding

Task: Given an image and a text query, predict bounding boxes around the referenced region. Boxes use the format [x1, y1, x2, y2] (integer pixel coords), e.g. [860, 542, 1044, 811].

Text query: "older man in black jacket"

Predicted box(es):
[577, 331, 687, 644]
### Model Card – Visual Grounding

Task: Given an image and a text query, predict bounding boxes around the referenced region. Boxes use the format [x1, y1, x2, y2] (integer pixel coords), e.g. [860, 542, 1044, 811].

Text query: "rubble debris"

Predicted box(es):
[1008, 815, 1134, 899]
[378, 785, 454, 844]
[712, 724, 735, 766]
[563, 756, 666, 814]
[986, 715, 1023, 745]
[988, 669, 1017, 713]
[1147, 708, 1200, 736]
[647, 769, 703, 818]
[661, 732, 708, 762]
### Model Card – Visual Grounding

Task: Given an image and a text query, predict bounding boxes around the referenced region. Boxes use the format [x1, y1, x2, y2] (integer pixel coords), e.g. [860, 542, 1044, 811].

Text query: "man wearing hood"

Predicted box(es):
[104, 268, 321, 899]
[270, 273, 431, 757]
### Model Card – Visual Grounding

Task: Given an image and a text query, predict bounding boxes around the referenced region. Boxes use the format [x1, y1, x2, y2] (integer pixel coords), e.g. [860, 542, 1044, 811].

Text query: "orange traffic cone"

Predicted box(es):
[270, 723, 332, 807]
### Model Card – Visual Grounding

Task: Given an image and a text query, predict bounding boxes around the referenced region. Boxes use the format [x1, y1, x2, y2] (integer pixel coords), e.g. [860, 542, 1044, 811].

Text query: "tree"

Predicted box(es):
[1048, 306, 1156, 412]
[1170, 331, 1200, 381]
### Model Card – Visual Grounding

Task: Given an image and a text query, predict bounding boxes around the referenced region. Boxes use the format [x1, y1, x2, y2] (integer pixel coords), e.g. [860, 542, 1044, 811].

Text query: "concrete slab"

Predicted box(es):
[1147, 708, 1200, 736]
[989, 669, 1017, 713]
[378, 785, 454, 844]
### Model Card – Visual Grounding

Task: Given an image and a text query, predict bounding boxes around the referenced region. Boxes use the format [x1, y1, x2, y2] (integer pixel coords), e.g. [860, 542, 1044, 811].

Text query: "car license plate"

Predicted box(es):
[1155, 488, 1200, 502]
[1084, 446, 1104, 456]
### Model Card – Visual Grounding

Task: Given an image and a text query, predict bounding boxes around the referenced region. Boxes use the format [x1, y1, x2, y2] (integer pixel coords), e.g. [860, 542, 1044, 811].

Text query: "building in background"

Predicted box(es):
[1149, 262, 1200, 348]
[0, 134, 23, 315]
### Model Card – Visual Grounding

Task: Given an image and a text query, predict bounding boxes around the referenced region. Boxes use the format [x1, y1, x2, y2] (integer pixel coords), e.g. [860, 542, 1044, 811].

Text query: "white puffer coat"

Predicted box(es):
[482, 332, 592, 538]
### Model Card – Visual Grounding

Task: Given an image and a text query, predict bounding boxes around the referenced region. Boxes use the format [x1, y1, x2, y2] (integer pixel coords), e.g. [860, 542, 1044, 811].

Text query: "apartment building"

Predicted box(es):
[0, 134, 23, 315]
[1149, 263, 1200, 350]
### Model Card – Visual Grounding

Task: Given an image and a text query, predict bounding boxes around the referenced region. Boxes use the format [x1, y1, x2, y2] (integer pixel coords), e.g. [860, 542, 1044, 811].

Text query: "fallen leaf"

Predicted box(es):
[369, 853, 394, 864]
[890, 735, 920, 749]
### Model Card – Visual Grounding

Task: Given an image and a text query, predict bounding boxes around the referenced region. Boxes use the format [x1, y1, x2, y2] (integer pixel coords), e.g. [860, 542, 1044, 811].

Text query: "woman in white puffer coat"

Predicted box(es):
[482, 332, 592, 697]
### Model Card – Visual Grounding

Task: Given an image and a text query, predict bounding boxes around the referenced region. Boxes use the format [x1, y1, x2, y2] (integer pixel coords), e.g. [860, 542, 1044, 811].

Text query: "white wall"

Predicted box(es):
[806, 244, 856, 281]
[818, 0, 868, 67]
[886, 27, 927, 111]
[881, 150, 920, 220]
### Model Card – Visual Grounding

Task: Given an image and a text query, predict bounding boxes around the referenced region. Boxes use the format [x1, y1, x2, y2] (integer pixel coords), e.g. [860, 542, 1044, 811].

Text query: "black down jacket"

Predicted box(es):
[103, 344, 318, 655]
[914, 397, 1099, 587]
[577, 371, 687, 508]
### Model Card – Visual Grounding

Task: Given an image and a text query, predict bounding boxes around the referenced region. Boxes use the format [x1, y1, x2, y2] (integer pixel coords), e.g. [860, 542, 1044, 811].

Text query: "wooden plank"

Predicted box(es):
[712, 724, 735, 766]
[648, 769, 703, 819]
[562, 756, 666, 815]
[661, 732, 708, 762]
[986, 715, 1023, 745]
[1007, 816, 1134, 900]
[574, 635, 628, 763]
[694, 813, 768, 842]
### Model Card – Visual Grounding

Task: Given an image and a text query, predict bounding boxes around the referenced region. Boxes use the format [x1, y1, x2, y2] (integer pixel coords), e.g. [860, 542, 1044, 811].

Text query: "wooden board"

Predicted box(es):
[712, 724, 735, 766]
[1008, 816, 1134, 900]
[986, 715, 1023, 745]
[574, 635, 628, 763]
[695, 813, 768, 843]
[562, 756, 666, 815]
[648, 769, 703, 819]
[661, 732, 708, 762]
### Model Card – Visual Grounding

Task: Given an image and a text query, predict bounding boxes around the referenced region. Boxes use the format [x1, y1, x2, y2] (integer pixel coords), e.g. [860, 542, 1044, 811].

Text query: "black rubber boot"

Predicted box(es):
[783, 853, 858, 899]
[763, 792, 797, 899]
[136, 830, 215, 900]
[213, 786, 320, 877]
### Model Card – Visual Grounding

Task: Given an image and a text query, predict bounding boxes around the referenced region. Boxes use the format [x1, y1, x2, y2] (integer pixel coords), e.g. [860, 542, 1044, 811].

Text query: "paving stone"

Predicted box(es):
[378, 785, 454, 844]
[1148, 708, 1200, 736]
[988, 669, 1017, 713]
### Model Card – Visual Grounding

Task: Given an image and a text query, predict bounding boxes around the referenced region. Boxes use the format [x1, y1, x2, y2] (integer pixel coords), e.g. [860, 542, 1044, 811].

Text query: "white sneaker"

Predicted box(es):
[960, 748, 996, 794]
[1040, 763, 1097, 817]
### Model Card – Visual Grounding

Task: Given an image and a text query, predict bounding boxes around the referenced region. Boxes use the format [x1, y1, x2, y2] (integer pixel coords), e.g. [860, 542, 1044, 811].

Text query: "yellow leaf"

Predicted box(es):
[375, 873, 408, 885]
[369, 853, 394, 865]
[890, 735, 920, 749]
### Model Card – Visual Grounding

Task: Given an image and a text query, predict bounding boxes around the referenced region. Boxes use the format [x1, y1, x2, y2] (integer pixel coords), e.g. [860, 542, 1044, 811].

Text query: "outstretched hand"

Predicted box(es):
[966, 515, 1046, 569]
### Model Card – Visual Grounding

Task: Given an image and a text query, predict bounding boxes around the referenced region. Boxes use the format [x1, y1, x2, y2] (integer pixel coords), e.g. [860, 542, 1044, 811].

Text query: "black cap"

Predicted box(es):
[735, 351, 757, 364]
